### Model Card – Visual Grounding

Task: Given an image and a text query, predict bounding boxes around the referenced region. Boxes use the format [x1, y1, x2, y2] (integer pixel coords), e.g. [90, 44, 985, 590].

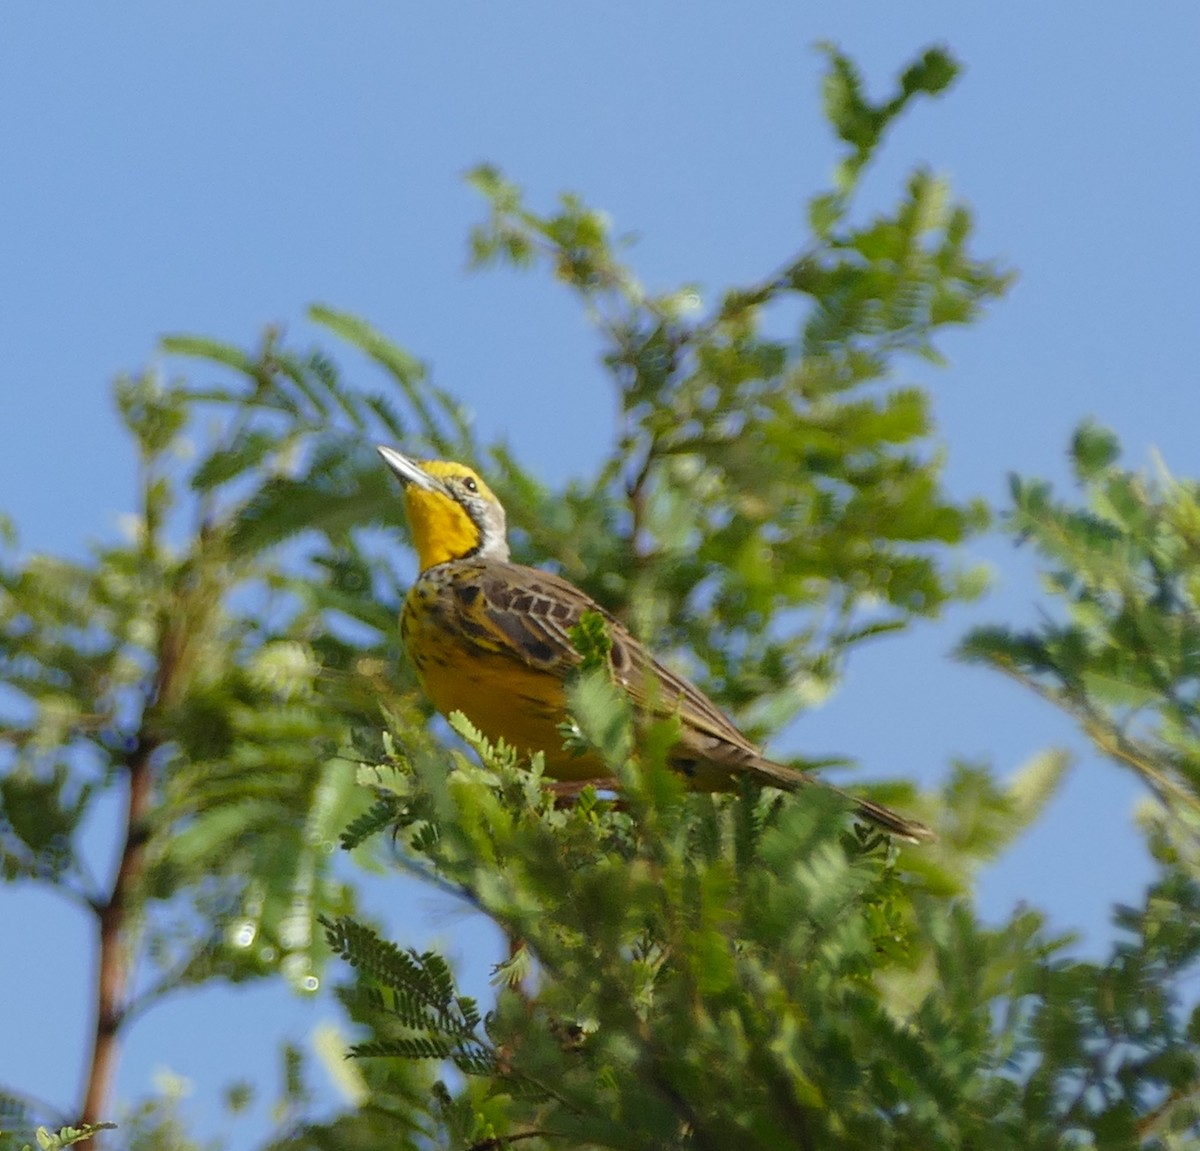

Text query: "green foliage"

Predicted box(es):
[326, 691, 1200, 1149]
[819, 43, 959, 194]
[0, 1124, 116, 1151]
[1016, 857, 1200, 1146]
[568, 609, 614, 673]
[340, 721, 955, 1148]
[961, 423, 1200, 832]
[321, 915, 491, 1072]
[0, 368, 381, 993]
[954, 425, 1200, 1146]
[0, 319, 485, 1135]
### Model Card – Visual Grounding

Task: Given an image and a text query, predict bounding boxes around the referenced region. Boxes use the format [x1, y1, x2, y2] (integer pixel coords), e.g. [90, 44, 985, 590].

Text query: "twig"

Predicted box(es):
[467, 1130, 557, 1151]
[1136, 1079, 1200, 1139]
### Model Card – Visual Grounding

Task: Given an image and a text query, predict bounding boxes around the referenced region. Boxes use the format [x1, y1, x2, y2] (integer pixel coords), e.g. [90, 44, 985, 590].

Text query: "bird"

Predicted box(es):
[379, 446, 935, 843]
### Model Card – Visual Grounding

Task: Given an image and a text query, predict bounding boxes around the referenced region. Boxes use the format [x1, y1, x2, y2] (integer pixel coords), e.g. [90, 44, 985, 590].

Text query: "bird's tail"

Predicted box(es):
[742, 753, 937, 844]
[839, 791, 936, 844]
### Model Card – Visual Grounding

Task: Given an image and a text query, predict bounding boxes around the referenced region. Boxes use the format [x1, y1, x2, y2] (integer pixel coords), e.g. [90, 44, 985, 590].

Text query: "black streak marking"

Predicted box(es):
[457, 617, 493, 640]
[522, 640, 556, 663]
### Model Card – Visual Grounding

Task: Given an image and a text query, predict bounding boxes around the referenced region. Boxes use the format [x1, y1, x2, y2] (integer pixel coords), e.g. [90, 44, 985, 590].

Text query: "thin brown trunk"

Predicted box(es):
[79, 735, 155, 1130]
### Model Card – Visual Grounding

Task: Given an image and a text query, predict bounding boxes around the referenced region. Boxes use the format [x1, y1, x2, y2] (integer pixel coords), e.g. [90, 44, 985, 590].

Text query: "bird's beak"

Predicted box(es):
[377, 446, 443, 494]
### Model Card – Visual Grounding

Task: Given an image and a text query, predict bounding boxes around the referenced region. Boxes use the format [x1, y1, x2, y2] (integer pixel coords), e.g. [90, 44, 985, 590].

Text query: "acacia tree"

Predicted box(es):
[2, 44, 1197, 1151]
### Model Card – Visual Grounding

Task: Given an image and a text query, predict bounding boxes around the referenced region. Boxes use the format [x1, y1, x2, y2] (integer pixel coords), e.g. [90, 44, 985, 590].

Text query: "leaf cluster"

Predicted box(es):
[0, 1124, 116, 1151]
[325, 685, 1200, 1149]
[0, 313, 510, 1135]
[962, 421, 1200, 838]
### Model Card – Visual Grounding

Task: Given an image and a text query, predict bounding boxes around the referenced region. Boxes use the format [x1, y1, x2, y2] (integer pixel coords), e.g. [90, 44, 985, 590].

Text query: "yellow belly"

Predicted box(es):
[404, 600, 606, 780]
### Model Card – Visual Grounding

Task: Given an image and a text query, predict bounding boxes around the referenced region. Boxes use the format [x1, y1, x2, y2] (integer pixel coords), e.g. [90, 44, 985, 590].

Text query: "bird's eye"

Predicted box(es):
[463, 477, 479, 494]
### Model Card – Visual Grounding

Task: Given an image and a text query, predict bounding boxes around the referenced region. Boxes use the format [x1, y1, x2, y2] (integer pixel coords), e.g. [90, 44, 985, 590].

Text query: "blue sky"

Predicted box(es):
[2, 6, 1199, 1147]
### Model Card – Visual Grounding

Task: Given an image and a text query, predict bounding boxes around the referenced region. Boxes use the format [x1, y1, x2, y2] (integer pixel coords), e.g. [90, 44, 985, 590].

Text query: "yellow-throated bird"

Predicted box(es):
[380, 446, 934, 843]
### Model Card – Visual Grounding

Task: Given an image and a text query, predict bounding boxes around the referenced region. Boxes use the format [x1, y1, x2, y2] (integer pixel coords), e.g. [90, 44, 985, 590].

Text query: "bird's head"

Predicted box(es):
[378, 446, 510, 571]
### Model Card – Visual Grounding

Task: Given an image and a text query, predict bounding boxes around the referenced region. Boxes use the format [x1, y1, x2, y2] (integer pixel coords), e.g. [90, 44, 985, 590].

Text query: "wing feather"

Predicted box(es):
[450, 561, 753, 754]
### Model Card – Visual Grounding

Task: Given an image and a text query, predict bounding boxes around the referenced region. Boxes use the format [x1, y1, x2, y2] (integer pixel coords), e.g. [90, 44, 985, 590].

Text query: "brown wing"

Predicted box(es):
[453, 560, 755, 752]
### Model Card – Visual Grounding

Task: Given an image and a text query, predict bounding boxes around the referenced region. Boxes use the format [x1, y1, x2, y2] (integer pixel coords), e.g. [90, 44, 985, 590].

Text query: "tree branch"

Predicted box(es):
[78, 733, 156, 1132]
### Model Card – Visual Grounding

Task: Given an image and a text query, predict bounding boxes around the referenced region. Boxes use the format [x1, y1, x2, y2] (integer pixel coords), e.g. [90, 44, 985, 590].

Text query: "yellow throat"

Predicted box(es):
[377, 448, 510, 571]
